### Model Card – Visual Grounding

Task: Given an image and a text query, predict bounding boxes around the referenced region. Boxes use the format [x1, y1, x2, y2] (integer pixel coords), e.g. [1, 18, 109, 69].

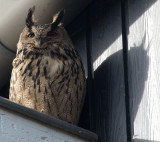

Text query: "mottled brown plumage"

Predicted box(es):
[9, 6, 86, 125]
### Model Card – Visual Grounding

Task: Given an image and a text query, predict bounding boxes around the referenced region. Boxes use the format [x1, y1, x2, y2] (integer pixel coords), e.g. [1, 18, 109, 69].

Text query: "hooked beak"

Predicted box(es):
[39, 37, 43, 46]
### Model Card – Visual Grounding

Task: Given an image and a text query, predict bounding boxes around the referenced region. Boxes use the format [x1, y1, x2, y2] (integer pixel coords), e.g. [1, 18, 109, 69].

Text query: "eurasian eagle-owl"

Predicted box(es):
[9, 6, 86, 125]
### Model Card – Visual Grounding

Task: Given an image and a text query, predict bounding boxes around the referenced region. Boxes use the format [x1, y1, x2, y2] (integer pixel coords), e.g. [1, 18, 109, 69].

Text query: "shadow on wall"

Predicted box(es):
[91, 0, 156, 63]
[88, 0, 152, 141]
[93, 49, 126, 141]
[92, 39, 149, 141]
[68, 0, 155, 139]
[128, 36, 149, 138]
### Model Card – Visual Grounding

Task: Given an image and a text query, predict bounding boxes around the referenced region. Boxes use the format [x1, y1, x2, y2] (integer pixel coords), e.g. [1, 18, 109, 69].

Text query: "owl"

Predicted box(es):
[9, 6, 86, 125]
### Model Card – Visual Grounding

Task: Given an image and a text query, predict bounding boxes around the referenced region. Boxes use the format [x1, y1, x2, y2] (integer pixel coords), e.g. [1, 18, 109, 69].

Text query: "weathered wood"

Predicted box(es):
[121, 0, 131, 141]
[0, 97, 98, 142]
[91, 1, 127, 141]
[128, 0, 159, 141]
[68, 0, 128, 141]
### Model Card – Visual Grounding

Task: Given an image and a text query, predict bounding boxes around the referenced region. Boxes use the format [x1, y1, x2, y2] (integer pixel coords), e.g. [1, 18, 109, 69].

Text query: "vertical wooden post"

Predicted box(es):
[121, 0, 131, 141]
[86, 6, 95, 132]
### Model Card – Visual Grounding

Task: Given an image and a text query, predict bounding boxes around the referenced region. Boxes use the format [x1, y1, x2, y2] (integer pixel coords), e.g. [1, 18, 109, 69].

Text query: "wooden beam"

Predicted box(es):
[121, 0, 131, 141]
[0, 97, 98, 141]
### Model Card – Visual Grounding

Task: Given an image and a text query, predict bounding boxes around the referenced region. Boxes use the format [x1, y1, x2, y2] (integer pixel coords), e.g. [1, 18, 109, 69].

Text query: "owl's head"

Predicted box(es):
[18, 6, 69, 52]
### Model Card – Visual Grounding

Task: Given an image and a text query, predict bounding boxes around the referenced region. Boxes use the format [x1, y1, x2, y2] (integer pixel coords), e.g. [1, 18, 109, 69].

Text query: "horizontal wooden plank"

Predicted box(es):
[0, 107, 89, 142]
[0, 97, 98, 142]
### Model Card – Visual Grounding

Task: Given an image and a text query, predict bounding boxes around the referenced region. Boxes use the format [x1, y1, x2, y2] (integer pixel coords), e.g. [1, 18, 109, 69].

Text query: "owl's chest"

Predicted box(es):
[13, 56, 64, 88]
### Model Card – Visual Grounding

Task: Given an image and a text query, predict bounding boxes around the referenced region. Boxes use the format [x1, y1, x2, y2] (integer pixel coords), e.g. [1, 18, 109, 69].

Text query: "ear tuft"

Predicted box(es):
[50, 10, 65, 32]
[26, 6, 35, 28]
[53, 10, 65, 24]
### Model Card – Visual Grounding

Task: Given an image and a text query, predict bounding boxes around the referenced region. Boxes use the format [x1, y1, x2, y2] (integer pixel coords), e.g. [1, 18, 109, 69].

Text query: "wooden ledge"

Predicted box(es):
[0, 96, 98, 142]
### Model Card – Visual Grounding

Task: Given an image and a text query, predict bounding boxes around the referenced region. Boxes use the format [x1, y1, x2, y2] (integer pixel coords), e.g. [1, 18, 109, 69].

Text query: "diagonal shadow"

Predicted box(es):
[92, 0, 157, 62]
[68, 0, 155, 141]
[67, 0, 156, 67]
[91, 38, 149, 141]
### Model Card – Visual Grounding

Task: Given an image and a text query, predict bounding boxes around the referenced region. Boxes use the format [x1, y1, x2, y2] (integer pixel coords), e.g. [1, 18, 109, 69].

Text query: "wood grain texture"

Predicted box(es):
[0, 107, 89, 142]
[68, 2, 127, 138]
[69, 1, 127, 141]
[87, 1, 127, 141]
[0, 97, 98, 142]
[128, 0, 159, 141]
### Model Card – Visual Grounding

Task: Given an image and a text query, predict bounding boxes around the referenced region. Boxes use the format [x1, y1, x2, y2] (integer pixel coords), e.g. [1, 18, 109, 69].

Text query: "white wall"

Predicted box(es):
[128, 0, 159, 141]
